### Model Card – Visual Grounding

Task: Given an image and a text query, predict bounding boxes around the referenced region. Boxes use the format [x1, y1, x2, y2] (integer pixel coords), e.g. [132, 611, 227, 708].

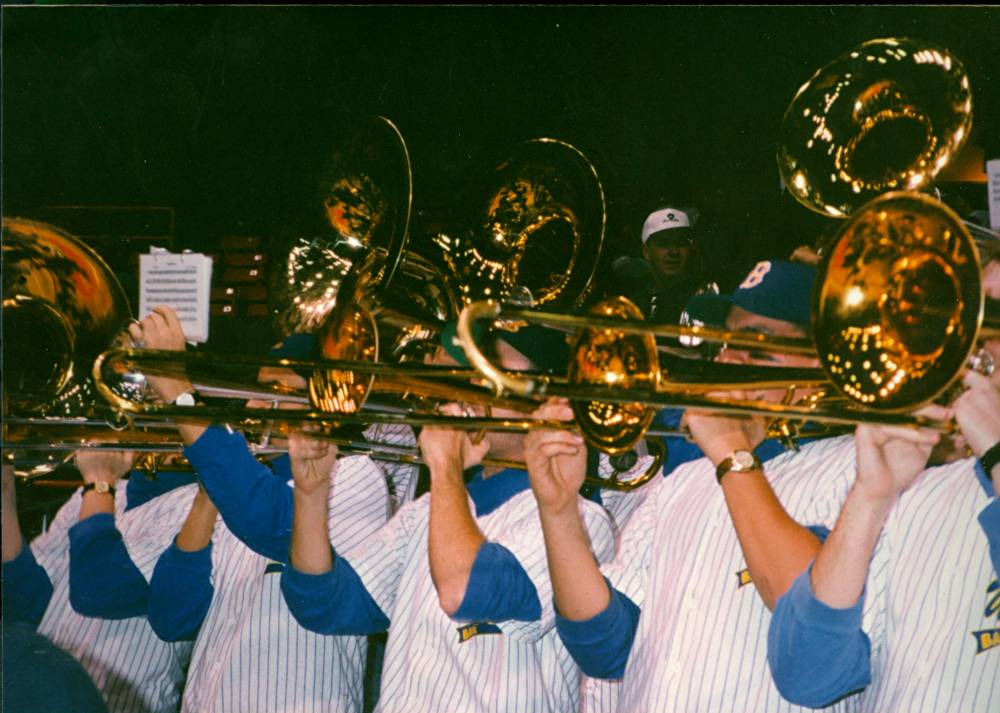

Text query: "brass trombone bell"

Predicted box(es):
[272, 116, 413, 335]
[2, 217, 133, 415]
[456, 193, 998, 452]
[778, 37, 972, 218]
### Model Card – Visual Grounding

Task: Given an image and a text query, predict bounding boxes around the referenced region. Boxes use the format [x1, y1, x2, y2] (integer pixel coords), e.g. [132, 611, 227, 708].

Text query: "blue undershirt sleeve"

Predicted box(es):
[1, 546, 54, 628]
[148, 541, 214, 642]
[768, 566, 871, 708]
[68, 514, 148, 619]
[281, 554, 390, 635]
[979, 499, 1000, 577]
[555, 579, 640, 679]
[184, 427, 293, 562]
[453, 542, 541, 623]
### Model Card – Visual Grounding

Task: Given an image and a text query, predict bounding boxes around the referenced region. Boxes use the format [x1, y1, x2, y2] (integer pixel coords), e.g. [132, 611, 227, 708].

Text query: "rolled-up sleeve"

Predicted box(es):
[556, 580, 640, 679]
[148, 541, 214, 642]
[767, 566, 871, 708]
[184, 427, 293, 562]
[281, 555, 389, 635]
[2, 546, 54, 627]
[68, 513, 149, 619]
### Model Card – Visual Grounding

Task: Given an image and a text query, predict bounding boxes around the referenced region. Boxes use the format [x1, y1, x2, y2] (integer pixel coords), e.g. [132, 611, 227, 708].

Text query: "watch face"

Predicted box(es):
[96, 481, 110, 494]
[176, 392, 196, 407]
[733, 451, 755, 469]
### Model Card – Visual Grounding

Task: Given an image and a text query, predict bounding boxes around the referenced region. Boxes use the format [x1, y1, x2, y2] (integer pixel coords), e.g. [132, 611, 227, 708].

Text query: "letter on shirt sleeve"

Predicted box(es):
[148, 541, 214, 642]
[68, 514, 149, 619]
[767, 567, 871, 708]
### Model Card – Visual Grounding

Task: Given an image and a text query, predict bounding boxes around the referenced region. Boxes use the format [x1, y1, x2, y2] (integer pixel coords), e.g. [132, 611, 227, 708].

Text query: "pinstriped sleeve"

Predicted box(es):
[499, 497, 616, 643]
[341, 498, 426, 618]
[601, 477, 664, 607]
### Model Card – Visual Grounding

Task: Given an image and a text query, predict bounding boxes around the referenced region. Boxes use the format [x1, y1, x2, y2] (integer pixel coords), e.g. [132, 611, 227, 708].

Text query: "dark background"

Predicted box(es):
[4, 5, 999, 294]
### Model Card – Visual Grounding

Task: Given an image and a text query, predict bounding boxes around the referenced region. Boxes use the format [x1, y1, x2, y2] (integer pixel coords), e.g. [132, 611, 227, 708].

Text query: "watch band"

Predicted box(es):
[980, 440, 1000, 476]
[715, 450, 762, 484]
[82, 481, 116, 497]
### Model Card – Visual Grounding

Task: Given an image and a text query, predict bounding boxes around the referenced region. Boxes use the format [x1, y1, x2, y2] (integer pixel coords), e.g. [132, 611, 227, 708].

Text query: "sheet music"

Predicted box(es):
[988, 158, 1000, 231]
[139, 248, 213, 343]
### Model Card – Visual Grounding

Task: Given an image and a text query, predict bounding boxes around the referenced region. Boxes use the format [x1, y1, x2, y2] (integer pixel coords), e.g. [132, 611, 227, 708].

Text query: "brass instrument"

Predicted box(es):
[456, 192, 1000, 453]
[2, 217, 140, 417]
[272, 116, 413, 335]
[778, 38, 972, 219]
[314, 136, 607, 415]
[5, 415, 668, 493]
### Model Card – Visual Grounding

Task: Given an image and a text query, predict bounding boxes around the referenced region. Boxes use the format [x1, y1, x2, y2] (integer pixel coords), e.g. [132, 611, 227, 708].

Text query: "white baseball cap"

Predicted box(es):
[641, 207, 699, 244]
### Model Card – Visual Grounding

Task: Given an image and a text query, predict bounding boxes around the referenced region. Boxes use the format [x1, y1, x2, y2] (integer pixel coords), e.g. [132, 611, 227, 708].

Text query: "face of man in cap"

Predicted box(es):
[643, 232, 692, 281]
[715, 306, 820, 405]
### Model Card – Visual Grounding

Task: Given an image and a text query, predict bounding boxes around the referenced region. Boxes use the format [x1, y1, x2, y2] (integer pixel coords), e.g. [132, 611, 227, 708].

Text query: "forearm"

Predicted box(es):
[428, 463, 485, 616]
[720, 470, 821, 610]
[175, 490, 217, 552]
[538, 505, 610, 621]
[810, 484, 894, 609]
[289, 488, 333, 574]
[185, 427, 293, 560]
[79, 490, 116, 521]
[2, 467, 24, 562]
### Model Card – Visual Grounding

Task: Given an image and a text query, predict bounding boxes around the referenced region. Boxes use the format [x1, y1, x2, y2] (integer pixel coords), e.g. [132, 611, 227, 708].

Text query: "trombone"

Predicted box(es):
[456, 192, 1000, 453]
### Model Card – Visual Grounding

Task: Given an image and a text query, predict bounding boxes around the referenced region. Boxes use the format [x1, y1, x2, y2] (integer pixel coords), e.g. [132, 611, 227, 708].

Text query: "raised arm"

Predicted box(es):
[768, 409, 943, 707]
[955, 367, 1000, 575]
[685, 407, 822, 610]
[421, 404, 491, 616]
[148, 485, 218, 641]
[68, 450, 150, 619]
[281, 432, 389, 635]
[130, 306, 206, 445]
[2, 464, 54, 627]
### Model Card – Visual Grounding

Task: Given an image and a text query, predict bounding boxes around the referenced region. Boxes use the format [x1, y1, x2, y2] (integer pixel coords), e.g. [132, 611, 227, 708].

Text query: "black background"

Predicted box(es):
[4, 5, 999, 291]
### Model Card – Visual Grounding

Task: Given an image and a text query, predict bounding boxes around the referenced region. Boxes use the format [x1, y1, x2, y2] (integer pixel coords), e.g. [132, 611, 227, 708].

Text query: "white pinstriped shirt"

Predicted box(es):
[603, 435, 866, 713]
[180, 454, 390, 713]
[855, 457, 999, 713]
[344, 487, 616, 713]
[31, 484, 199, 713]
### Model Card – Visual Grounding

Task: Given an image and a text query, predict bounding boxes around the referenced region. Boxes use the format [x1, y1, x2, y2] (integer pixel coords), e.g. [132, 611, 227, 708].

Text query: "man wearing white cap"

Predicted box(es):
[638, 205, 705, 324]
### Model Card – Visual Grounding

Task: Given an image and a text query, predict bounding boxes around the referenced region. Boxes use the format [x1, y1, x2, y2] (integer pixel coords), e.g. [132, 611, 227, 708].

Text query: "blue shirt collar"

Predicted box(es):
[465, 467, 531, 517]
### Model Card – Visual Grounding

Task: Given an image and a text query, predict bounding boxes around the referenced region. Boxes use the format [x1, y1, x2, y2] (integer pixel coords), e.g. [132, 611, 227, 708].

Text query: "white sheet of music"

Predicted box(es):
[139, 249, 213, 343]
[988, 158, 1000, 230]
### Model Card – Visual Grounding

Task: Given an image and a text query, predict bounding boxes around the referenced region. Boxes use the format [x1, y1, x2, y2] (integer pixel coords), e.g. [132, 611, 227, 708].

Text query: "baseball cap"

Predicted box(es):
[440, 321, 569, 374]
[641, 206, 699, 245]
[684, 260, 817, 329]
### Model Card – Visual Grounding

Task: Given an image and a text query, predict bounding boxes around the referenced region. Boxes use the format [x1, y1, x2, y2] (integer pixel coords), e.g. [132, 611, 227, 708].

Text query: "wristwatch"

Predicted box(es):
[715, 449, 762, 484]
[82, 481, 116, 497]
[173, 390, 197, 407]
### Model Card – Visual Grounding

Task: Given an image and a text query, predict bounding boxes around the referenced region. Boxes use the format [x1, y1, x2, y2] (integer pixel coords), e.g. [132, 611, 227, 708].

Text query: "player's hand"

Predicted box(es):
[129, 306, 194, 403]
[853, 405, 950, 504]
[525, 399, 586, 516]
[289, 430, 339, 497]
[953, 364, 1000, 459]
[685, 389, 767, 467]
[418, 403, 491, 478]
[75, 450, 136, 484]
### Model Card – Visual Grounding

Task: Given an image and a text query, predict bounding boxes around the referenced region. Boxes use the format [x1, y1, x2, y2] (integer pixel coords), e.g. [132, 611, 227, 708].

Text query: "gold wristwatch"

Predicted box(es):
[715, 450, 762, 484]
[82, 481, 116, 497]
